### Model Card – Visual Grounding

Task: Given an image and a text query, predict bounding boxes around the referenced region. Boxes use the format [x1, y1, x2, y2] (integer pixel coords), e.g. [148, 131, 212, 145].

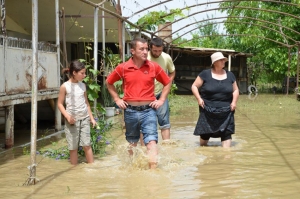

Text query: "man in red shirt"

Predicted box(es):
[106, 37, 171, 169]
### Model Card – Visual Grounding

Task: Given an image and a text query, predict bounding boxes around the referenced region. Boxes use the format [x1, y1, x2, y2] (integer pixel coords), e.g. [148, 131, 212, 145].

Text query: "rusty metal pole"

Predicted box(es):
[117, 0, 123, 61]
[93, 6, 99, 112]
[62, 8, 68, 69]
[1, 0, 6, 37]
[55, 0, 61, 131]
[29, 0, 38, 185]
[122, 21, 125, 62]
[102, 5, 105, 86]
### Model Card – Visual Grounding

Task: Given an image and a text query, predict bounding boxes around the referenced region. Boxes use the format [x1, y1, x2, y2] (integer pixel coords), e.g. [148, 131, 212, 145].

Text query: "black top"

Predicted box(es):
[199, 69, 236, 107]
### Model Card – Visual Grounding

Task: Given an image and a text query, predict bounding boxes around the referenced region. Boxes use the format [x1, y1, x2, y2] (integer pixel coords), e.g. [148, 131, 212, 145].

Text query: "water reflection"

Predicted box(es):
[0, 94, 300, 198]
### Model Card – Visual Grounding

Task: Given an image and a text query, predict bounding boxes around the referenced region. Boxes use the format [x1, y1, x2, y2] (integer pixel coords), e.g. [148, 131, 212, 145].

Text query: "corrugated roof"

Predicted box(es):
[170, 46, 252, 57]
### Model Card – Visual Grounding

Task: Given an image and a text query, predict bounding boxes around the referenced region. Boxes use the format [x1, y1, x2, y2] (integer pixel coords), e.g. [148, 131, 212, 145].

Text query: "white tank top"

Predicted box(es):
[64, 81, 89, 120]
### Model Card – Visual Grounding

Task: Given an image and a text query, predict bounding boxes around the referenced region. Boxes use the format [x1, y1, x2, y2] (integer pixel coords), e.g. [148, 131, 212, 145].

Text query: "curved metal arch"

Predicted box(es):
[126, 0, 172, 19]
[181, 0, 299, 13]
[165, 16, 300, 42]
[152, 5, 300, 36]
[170, 21, 297, 46]
[132, 0, 300, 31]
[175, 33, 291, 48]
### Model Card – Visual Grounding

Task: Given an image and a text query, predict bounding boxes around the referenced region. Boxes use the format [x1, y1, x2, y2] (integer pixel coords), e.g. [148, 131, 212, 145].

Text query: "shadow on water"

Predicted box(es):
[237, 108, 300, 181]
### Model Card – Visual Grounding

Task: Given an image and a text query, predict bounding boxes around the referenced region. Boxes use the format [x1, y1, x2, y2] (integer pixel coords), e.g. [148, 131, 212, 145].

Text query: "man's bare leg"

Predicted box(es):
[141, 128, 170, 145]
[161, 128, 170, 140]
[128, 142, 138, 156]
[147, 140, 158, 169]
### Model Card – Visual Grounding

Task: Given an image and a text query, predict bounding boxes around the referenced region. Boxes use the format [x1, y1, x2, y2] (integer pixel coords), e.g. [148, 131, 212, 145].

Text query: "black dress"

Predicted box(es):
[194, 69, 236, 137]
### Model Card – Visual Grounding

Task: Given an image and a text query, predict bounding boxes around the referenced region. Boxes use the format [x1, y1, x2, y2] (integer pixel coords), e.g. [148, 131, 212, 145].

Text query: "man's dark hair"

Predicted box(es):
[150, 37, 164, 48]
[130, 37, 147, 49]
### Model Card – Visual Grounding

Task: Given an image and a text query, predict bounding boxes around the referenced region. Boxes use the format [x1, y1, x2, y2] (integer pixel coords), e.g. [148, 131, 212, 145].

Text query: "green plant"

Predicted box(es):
[169, 83, 178, 99]
[135, 9, 186, 31]
[39, 145, 70, 160]
[77, 57, 101, 103]
[101, 85, 115, 107]
[114, 80, 124, 99]
[100, 48, 122, 76]
[23, 146, 30, 155]
[79, 114, 113, 157]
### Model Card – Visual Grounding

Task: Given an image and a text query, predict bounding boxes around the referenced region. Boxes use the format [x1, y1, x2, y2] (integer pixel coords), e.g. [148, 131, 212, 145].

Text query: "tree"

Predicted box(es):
[220, 0, 300, 82]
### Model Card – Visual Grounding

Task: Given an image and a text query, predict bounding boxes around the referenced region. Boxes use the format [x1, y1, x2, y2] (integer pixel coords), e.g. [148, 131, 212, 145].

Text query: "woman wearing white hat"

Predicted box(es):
[191, 52, 239, 148]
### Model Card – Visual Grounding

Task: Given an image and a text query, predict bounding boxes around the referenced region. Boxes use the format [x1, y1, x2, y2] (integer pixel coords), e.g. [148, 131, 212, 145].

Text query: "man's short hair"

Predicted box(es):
[150, 37, 164, 48]
[130, 37, 147, 49]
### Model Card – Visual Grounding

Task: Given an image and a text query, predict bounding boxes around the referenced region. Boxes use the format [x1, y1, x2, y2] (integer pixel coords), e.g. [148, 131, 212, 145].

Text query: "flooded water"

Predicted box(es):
[0, 94, 300, 198]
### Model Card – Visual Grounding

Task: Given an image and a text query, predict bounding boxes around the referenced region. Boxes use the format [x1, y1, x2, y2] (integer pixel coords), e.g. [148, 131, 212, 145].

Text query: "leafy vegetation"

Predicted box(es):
[135, 9, 186, 31]
[219, 0, 300, 83]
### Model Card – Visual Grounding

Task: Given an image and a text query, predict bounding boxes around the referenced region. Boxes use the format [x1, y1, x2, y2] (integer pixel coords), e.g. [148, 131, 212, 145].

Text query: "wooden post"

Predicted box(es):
[5, 105, 14, 148]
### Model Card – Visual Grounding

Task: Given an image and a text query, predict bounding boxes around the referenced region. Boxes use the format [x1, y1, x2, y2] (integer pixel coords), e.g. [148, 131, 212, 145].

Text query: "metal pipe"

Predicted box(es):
[55, 0, 61, 131]
[171, 19, 299, 45]
[176, 34, 290, 48]
[63, 14, 114, 18]
[79, 0, 155, 37]
[0, 0, 6, 36]
[93, 6, 99, 112]
[29, 0, 38, 185]
[122, 20, 125, 62]
[228, 54, 231, 71]
[102, 5, 105, 85]
[117, 0, 123, 61]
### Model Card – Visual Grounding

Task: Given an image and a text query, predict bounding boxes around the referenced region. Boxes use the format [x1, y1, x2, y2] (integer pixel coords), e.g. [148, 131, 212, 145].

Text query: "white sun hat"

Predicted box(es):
[211, 52, 228, 66]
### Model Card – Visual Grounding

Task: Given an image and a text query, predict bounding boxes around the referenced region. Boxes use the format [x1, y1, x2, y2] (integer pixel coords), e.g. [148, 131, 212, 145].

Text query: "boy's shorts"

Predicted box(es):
[64, 117, 91, 150]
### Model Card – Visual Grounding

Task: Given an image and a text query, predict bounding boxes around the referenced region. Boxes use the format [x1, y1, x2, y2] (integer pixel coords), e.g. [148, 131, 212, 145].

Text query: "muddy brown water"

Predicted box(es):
[0, 94, 299, 199]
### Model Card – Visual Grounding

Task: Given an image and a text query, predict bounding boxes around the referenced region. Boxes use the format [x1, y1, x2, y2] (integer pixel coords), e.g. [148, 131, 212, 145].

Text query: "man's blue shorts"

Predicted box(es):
[124, 106, 158, 144]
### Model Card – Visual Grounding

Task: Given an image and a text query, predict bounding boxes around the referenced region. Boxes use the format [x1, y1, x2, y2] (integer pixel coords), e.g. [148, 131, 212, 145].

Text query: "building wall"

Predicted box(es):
[172, 51, 248, 94]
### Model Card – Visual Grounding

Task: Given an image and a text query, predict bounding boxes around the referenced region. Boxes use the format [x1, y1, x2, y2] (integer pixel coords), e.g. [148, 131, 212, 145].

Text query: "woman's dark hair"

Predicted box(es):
[62, 60, 85, 78]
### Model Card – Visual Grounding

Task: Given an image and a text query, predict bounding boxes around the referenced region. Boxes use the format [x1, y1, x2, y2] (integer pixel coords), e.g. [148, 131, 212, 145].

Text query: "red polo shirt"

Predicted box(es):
[106, 58, 170, 101]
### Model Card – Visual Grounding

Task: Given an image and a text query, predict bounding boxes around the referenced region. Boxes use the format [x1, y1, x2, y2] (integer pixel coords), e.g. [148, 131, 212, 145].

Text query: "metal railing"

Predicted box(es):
[0, 35, 57, 52]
